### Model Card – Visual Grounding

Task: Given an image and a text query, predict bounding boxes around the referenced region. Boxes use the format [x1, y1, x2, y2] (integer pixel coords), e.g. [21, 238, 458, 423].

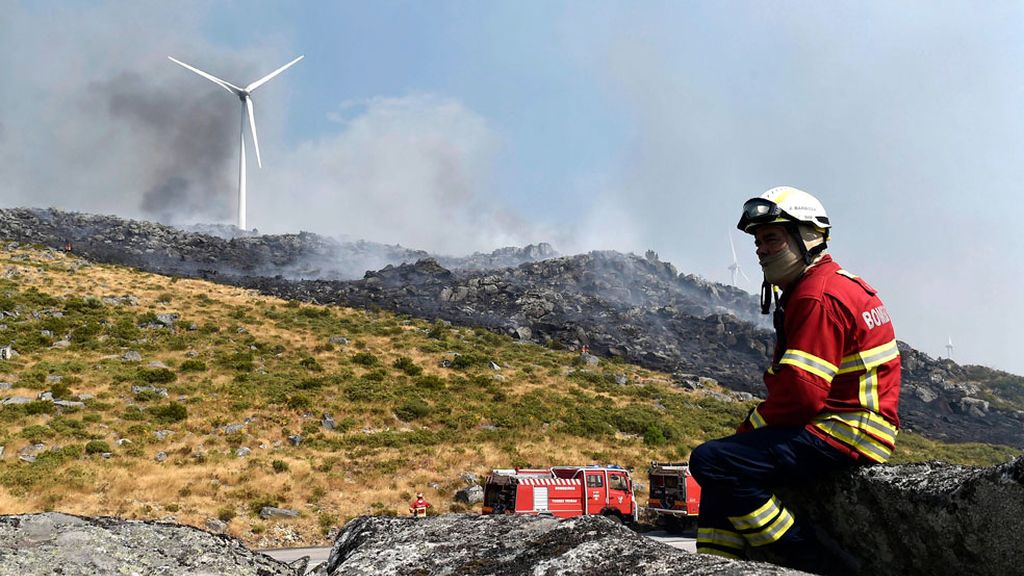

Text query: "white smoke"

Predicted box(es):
[253, 94, 533, 255]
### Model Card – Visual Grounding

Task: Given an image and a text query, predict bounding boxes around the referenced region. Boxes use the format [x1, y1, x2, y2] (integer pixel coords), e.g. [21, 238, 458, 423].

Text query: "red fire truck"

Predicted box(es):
[645, 461, 701, 532]
[481, 465, 637, 523]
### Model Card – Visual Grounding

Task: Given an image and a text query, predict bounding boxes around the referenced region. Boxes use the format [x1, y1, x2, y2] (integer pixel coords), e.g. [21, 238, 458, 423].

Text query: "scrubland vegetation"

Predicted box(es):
[0, 244, 1018, 547]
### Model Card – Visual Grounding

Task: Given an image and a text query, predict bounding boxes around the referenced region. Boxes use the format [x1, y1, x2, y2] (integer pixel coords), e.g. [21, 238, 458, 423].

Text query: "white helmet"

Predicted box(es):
[737, 186, 831, 237]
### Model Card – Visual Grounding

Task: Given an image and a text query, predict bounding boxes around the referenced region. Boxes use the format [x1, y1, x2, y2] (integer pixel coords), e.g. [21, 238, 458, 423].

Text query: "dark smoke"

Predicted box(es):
[92, 71, 236, 223]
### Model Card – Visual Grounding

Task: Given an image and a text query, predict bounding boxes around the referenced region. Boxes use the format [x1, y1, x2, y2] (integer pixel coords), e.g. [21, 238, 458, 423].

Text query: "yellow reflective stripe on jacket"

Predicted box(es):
[778, 349, 838, 382]
[749, 407, 767, 430]
[816, 410, 899, 444]
[859, 368, 879, 411]
[838, 339, 900, 374]
[729, 495, 781, 531]
[812, 412, 898, 463]
[697, 527, 745, 552]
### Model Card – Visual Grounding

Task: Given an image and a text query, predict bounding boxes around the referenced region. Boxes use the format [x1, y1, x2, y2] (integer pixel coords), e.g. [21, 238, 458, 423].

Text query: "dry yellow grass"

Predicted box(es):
[0, 245, 756, 547]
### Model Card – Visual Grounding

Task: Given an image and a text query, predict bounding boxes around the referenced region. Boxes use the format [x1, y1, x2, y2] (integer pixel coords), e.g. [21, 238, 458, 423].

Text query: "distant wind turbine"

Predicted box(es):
[728, 231, 750, 287]
[946, 335, 954, 360]
[168, 54, 304, 230]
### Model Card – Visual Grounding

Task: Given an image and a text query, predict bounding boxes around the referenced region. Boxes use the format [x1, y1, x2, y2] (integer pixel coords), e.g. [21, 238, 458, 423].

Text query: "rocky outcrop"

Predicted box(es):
[775, 455, 1024, 576]
[315, 514, 801, 575]
[236, 253, 772, 392]
[0, 512, 302, 576]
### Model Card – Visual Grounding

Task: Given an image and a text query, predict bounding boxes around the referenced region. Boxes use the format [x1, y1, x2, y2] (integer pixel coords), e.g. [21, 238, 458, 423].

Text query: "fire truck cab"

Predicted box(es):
[645, 461, 701, 532]
[482, 465, 637, 523]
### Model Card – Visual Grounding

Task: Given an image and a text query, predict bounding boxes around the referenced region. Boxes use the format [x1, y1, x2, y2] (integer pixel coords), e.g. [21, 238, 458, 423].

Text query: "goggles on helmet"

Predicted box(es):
[737, 198, 787, 232]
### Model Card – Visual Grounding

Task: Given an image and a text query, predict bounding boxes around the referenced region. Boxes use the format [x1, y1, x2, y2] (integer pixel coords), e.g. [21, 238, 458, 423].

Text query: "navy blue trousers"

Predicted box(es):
[689, 427, 855, 570]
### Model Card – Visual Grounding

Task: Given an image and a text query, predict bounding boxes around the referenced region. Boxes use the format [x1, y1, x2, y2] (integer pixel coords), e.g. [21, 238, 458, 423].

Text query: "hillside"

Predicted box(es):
[2, 207, 1023, 449]
[0, 244, 753, 547]
[0, 243, 1019, 548]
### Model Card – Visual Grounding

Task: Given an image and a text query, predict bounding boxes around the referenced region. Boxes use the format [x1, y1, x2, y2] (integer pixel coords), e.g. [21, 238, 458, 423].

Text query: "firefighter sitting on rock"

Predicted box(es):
[409, 492, 432, 518]
[690, 187, 901, 573]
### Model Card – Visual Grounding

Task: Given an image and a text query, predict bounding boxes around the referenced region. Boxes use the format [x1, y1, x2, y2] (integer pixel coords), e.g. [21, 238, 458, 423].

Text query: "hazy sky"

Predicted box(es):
[2, 1, 1022, 374]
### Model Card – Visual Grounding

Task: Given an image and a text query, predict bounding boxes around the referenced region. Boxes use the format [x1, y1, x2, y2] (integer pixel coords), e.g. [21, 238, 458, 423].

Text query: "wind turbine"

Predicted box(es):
[728, 231, 750, 287]
[168, 54, 303, 230]
[945, 336, 954, 360]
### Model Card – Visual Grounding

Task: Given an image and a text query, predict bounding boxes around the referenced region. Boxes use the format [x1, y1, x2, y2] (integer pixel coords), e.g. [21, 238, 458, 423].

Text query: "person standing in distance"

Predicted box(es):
[409, 492, 432, 518]
[690, 186, 901, 573]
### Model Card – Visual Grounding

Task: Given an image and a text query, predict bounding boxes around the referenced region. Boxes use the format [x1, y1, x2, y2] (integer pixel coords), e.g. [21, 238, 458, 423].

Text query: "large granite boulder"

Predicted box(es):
[776, 456, 1024, 576]
[314, 514, 802, 576]
[0, 512, 302, 576]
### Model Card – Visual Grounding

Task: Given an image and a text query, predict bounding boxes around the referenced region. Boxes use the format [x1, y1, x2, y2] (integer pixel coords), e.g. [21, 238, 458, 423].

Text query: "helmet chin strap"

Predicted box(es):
[760, 280, 775, 315]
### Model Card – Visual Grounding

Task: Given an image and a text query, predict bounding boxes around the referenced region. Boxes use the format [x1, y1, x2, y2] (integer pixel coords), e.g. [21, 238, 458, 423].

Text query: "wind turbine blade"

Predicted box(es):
[245, 55, 304, 92]
[740, 268, 751, 283]
[168, 57, 242, 94]
[729, 231, 738, 262]
[245, 97, 262, 168]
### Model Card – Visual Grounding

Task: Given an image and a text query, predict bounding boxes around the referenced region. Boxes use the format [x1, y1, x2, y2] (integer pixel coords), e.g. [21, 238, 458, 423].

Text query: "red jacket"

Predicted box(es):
[740, 256, 901, 463]
[409, 497, 431, 516]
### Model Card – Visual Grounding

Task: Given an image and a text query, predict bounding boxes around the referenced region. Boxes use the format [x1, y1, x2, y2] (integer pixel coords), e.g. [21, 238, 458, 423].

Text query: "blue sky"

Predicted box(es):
[2, 1, 1023, 375]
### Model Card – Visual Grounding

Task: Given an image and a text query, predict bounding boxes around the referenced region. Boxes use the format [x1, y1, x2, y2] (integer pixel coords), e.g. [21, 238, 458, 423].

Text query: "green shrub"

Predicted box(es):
[107, 318, 142, 342]
[299, 357, 323, 372]
[179, 359, 207, 372]
[318, 512, 338, 536]
[217, 508, 236, 522]
[134, 390, 162, 402]
[643, 425, 667, 446]
[286, 395, 312, 411]
[451, 353, 487, 370]
[351, 352, 378, 366]
[393, 356, 423, 376]
[272, 460, 289, 473]
[298, 307, 331, 319]
[156, 293, 174, 304]
[136, 312, 160, 326]
[24, 401, 56, 416]
[21, 425, 53, 443]
[414, 374, 446, 390]
[48, 417, 87, 437]
[363, 369, 387, 382]
[219, 351, 254, 372]
[122, 406, 145, 421]
[296, 377, 325, 390]
[70, 321, 102, 344]
[395, 398, 431, 421]
[427, 322, 448, 340]
[147, 402, 187, 423]
[199, 322, 220, 334]
[49, 381, 73, 400]
[63, 297, 104, 314]
[85, 440, 111, 454]
[137, 368, 176, 384]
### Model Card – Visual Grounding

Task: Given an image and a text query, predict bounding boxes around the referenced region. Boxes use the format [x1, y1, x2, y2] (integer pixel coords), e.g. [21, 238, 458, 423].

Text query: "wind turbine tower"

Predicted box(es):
[728, 231, 750, 287]
[168, 55, 303, 230]
[946, 336, 954, 360]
